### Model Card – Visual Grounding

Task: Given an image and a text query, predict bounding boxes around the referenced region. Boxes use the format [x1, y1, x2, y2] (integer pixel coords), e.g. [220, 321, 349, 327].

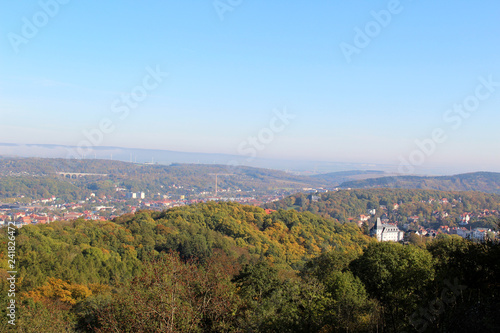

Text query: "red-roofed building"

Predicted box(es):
[439, 225, 450, 233]
[21, 216, 32, 224]
[359, 214, 370, 222]
[36, 216, 49, 224]
[63, 212, 83, 220]
[14, 212, 26, 219]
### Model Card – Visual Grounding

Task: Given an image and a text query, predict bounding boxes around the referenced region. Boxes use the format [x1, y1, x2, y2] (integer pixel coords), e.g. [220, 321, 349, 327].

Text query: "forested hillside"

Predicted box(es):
[265, 188, 500, 230]
[2, 157, 500, 202]
[311, 170, 386, 185]
[1, 202, 499, 332]
[0, 157, 328, 200]
[340, 172, 500, 194]
[0, 176, 83, 202]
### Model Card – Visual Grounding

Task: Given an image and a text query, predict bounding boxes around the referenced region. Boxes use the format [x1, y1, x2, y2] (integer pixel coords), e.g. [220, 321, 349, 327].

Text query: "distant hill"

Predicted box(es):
[311, 170, 386, 186]
[339, 172, 500, 194]
[0, 142, 399, 174]
[0, 157, 331, 200]
[2, 157, 500, 201]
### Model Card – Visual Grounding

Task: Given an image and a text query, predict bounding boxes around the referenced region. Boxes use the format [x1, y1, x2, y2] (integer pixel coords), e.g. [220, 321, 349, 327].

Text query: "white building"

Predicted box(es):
[459, 214, 471, 225]
[472, 228, 492, 241]
[370, 218, 404, 242]
[126, 192, 145, 199]
[359, 214, 370, 222]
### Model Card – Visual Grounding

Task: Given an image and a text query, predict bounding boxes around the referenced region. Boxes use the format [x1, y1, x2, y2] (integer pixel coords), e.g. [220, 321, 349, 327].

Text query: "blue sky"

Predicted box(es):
[1, 0, 500, 173]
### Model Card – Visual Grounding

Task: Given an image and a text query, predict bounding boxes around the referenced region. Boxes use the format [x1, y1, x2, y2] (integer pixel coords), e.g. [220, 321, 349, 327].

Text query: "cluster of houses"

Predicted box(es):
[0, 212, 51, 226]
[456, 209, 498, 225]
[404, 225, 497, 241]
[0, 210, 117, 227]
[0, 188, 287, 228]
[368, 216, 498, 243]
[362, 199, 499, 243]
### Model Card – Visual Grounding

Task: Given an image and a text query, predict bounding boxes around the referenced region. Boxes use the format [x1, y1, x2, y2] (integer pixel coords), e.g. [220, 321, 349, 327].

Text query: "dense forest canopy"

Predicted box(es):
[1, 158, 499, 332]
[0, 201, 498, 332]
[340, 172, 500, 194]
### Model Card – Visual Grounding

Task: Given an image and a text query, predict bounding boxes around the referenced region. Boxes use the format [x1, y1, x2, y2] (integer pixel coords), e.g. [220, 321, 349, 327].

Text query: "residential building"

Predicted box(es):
[472, 228, 491, 241]
[370, 218, 404, 242]
[359, 214, 370, 222]
[457, 227, 470, 239]
[459, 213, 471, 225]
[126, 192, 145, 199]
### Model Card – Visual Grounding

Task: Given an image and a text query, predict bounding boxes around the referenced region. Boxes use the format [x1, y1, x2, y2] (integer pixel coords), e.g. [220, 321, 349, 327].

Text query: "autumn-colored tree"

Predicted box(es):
[91, 251, 241, 332]
[22, 278, 92, 305]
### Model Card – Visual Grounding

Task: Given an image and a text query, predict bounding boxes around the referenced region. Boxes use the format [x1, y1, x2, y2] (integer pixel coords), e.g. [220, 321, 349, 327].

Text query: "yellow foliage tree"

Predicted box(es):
[23, 278, 92, 305]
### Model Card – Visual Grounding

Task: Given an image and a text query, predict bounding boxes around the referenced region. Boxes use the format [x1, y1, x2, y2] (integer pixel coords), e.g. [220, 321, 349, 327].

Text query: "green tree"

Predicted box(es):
[350, 242, 435, 332]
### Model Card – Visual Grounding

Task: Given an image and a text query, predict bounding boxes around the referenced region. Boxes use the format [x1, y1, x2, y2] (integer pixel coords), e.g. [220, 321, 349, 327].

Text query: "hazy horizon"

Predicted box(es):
[2, 1, 499, 174]
[0, 141, 498, 176]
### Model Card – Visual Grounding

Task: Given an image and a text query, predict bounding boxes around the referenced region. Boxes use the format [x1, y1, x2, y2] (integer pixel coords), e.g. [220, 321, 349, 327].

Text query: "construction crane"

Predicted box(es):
[208, 173, 234, 195]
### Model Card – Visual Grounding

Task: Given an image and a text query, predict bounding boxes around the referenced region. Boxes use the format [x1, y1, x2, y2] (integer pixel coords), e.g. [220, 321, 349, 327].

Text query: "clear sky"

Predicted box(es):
[1, 0, 500, 173]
